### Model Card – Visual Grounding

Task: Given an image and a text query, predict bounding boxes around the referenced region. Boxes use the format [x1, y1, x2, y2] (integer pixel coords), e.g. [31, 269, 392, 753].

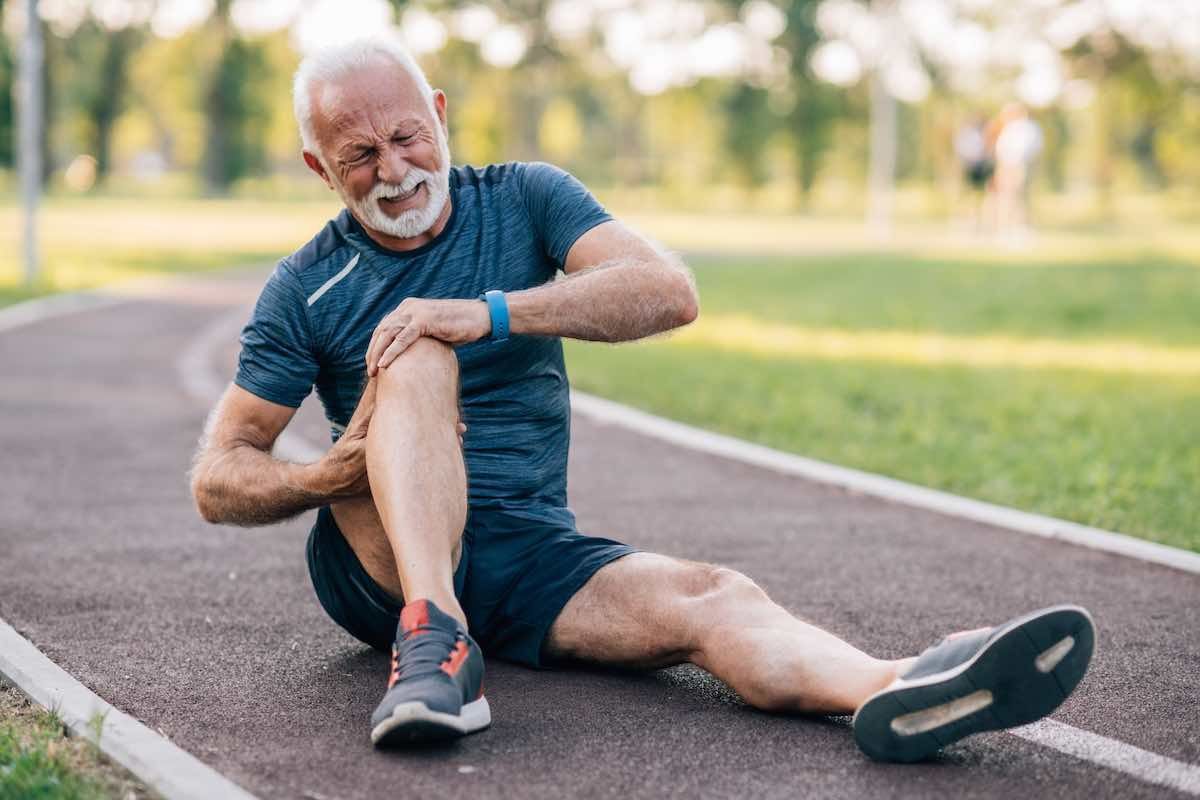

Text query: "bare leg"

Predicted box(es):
[331, 337, 468, 626]
[547, 553, 911, 714]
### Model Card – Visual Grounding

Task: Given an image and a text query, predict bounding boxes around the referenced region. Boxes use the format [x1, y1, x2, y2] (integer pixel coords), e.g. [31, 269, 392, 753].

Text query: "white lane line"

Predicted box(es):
[7, 281, 1200, 795]
[0, 620, 259, 800]
[569, 391, 1200, 576]
[0, 291, 131, 333]
[8, 284, 1199, 577]
[0, 274, 189, 334]
[1013, 720, 1200, 796]
[175, 306, 324, 463]
[177, 296, 1200, 797]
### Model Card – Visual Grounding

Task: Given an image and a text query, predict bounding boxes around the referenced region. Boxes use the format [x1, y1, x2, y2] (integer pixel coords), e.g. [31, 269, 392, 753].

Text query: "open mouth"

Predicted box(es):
[379, 182, 424, 205]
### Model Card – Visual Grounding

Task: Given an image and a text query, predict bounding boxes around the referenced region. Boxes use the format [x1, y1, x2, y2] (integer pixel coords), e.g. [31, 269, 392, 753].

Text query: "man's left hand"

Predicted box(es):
[366, 297, 491, 376]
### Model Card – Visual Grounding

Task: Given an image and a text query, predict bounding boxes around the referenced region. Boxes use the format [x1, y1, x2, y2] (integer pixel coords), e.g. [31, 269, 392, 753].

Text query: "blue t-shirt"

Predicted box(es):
[234, 162, 611, 508]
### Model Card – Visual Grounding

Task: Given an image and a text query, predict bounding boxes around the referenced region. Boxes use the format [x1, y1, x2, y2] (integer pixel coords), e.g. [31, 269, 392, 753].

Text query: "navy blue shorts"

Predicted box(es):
[306, 503, 635, 668]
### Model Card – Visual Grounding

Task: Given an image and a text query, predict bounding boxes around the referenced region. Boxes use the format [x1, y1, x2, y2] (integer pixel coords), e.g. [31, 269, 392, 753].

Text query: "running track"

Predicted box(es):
[0, 271, 1197, 799]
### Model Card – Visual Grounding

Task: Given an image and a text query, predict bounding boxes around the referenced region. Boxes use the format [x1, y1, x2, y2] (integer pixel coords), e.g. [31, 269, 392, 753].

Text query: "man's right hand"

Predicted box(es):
[317, 379, 378, 498]
[312, 377, 467, 499]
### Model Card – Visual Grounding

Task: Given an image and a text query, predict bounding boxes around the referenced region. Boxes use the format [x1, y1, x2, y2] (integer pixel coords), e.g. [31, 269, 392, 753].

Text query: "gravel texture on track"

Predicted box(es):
[1, 274, 1196, 799]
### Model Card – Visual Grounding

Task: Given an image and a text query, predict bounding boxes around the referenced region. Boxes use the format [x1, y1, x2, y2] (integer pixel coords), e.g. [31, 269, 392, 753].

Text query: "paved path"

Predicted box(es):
[1, 273, 1197, 799]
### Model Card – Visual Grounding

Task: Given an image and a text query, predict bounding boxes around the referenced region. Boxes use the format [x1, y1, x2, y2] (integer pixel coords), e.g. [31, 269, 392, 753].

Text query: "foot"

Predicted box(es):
[370, 599, 490, 746]
[852, 604, 1095, 762]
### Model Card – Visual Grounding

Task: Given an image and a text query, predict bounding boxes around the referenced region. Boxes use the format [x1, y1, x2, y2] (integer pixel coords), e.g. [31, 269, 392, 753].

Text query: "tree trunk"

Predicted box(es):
[867, 69, 896, 237]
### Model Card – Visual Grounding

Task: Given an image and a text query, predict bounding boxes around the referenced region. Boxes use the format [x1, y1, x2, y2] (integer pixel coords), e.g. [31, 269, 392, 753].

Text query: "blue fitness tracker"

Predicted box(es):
[479, 289, 510, 343]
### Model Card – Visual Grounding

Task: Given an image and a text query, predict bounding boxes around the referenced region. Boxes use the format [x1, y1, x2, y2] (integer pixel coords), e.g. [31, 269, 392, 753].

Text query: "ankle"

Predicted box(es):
[415, 594, 467, 630]
[852, 658, 912, 710]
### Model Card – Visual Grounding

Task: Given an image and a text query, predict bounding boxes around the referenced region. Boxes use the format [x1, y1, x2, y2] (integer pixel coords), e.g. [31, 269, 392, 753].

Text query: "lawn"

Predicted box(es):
[2, 194, 1196, 551]
[0, 686, 150, 800]
[0, 196, 339, 296]
[566, 246, 1200, 552]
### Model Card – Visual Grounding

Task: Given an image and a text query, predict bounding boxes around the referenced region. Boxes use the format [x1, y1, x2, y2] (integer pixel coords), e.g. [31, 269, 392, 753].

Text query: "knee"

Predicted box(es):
[376, 337, 459, 394]
[668, 563, 769, 641]
[690, 565, 768, 608]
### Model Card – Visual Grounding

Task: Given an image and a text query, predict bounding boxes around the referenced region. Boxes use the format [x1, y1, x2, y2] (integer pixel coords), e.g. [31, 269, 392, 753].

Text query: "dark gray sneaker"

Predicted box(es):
[370, 599, 490, 747]
[853, 604, 1095, 762]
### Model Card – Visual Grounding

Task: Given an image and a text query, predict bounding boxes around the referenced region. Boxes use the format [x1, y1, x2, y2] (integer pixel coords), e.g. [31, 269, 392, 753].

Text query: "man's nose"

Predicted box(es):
[377, 143, 409, 185]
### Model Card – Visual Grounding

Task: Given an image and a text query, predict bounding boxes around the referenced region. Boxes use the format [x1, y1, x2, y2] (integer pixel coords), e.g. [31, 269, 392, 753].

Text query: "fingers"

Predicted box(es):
[365, 326, 391, 377]
[367, 327, 403, 376]
[354, 378, 377, 420]
[377, 325, 422, 371]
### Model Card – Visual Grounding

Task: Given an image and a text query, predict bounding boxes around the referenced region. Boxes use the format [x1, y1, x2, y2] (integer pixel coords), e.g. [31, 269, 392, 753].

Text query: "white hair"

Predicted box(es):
[293, 33, 435, 156]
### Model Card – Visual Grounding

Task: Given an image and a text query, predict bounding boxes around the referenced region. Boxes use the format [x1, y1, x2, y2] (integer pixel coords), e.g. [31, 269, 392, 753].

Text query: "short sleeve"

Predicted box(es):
[517, 162, 612, 267]
[234, 262, 319, 408]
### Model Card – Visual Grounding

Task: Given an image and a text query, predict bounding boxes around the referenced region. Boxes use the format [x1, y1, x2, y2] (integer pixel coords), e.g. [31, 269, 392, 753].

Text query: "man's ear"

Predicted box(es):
[303, 150, 335, 190]
[432, 89, 448, 135]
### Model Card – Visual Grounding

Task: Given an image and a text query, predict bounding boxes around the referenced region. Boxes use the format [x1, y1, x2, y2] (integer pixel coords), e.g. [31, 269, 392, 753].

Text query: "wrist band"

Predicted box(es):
[479, 289, 510, 343]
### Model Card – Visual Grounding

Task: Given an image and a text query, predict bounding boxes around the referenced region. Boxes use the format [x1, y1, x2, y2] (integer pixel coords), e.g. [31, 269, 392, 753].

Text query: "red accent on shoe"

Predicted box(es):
[441, 640, 470, 677]
[400, 600, 430, 635]
[387, 646, 402, 689]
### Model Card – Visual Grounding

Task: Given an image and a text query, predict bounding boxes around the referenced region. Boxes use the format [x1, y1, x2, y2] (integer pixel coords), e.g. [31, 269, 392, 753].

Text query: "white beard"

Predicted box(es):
[343, 126, 452, 240]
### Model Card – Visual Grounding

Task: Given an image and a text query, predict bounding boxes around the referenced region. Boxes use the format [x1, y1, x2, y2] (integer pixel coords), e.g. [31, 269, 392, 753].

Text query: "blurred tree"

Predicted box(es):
[777, 0, 841, 206]
[0, 0, 12, 167]
[202, 0, 271, 192]
[38, 12, 55, 183]
[61, 16, 143, 182]
[1039, 107, 1070, 193]
[721, 84, 776, 187]
[538, 95, 583, 163]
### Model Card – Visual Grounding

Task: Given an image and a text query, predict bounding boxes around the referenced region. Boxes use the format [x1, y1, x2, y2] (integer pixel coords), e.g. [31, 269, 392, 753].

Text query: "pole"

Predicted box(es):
[867, 69, 896, 237]
[18, 0, 43, 287]
[866, 0, 896, 238]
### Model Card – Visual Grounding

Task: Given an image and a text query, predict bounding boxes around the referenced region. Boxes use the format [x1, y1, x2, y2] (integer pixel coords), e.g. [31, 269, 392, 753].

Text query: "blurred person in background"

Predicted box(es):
[188, 34, 1094, 762]
[954, 114, 995, 232]
[991, 103, 1043, 243]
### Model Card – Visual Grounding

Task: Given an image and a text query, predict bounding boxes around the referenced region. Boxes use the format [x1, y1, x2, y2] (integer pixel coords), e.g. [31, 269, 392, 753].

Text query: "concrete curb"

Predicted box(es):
[0, 619, 259, 800]
[569, 391, 1200, 576]
[4, 279, 1198, 799]
[1, 279, 264, 799]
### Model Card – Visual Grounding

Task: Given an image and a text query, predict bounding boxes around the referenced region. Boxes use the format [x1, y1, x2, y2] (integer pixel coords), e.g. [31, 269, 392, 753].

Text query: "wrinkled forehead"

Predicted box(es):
[311, 59, 434, 146]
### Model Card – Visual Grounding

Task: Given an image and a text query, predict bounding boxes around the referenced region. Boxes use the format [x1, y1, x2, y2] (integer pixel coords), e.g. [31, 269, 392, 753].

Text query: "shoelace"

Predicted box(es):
[388, 624, 462, 689]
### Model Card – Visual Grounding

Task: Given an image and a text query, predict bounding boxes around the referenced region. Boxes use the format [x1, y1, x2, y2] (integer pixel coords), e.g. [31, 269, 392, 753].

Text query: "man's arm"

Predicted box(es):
[507, 219, 698, 342]
[364, 219, 699, 375]
[190, 383, 375, 526]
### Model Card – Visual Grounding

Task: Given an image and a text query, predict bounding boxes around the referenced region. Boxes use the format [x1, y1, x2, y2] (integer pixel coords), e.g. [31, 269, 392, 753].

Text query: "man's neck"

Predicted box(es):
[357, 197, 453, 253]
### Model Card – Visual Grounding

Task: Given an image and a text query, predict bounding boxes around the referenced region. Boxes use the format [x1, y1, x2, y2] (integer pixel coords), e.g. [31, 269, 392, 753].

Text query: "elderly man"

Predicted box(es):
[190, 36, 1094, 760]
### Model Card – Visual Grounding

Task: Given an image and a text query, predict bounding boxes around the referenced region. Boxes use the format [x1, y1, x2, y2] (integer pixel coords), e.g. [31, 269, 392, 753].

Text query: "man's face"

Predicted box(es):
[306, 61, 452, 241]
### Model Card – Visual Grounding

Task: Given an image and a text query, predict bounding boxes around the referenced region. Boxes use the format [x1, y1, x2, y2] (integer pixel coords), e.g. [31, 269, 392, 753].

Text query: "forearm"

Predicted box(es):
[506, 254, 699, 342]
[191, 442, 337, 527]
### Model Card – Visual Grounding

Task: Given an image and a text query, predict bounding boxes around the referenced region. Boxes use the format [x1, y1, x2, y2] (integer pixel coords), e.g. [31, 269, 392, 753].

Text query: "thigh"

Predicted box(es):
[459, 505, 633, 667]
[331, 496, 406, 600]
[544, 552, 721, 669]
[331, 495, 464, 603]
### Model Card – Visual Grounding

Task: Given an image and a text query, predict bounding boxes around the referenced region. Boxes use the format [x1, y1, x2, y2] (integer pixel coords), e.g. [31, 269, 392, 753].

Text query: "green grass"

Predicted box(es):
[0, 197, 339, 297]
[0, 686, 148, 800]
[2, 193, 1196, 551]
[689, 253, 1200, 346]
[565, 248, 1200, 553]
[566, 341, 1199, 550]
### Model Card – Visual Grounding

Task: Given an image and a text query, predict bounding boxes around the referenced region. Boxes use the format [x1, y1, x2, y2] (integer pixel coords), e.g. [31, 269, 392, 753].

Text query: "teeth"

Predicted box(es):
[382, 183, 420, 202]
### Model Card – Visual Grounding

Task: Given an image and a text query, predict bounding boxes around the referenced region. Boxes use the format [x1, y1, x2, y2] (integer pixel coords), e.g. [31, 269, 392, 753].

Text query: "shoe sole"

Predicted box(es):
[371, 696, 492, 747]
[852, 604, 1095, 763]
